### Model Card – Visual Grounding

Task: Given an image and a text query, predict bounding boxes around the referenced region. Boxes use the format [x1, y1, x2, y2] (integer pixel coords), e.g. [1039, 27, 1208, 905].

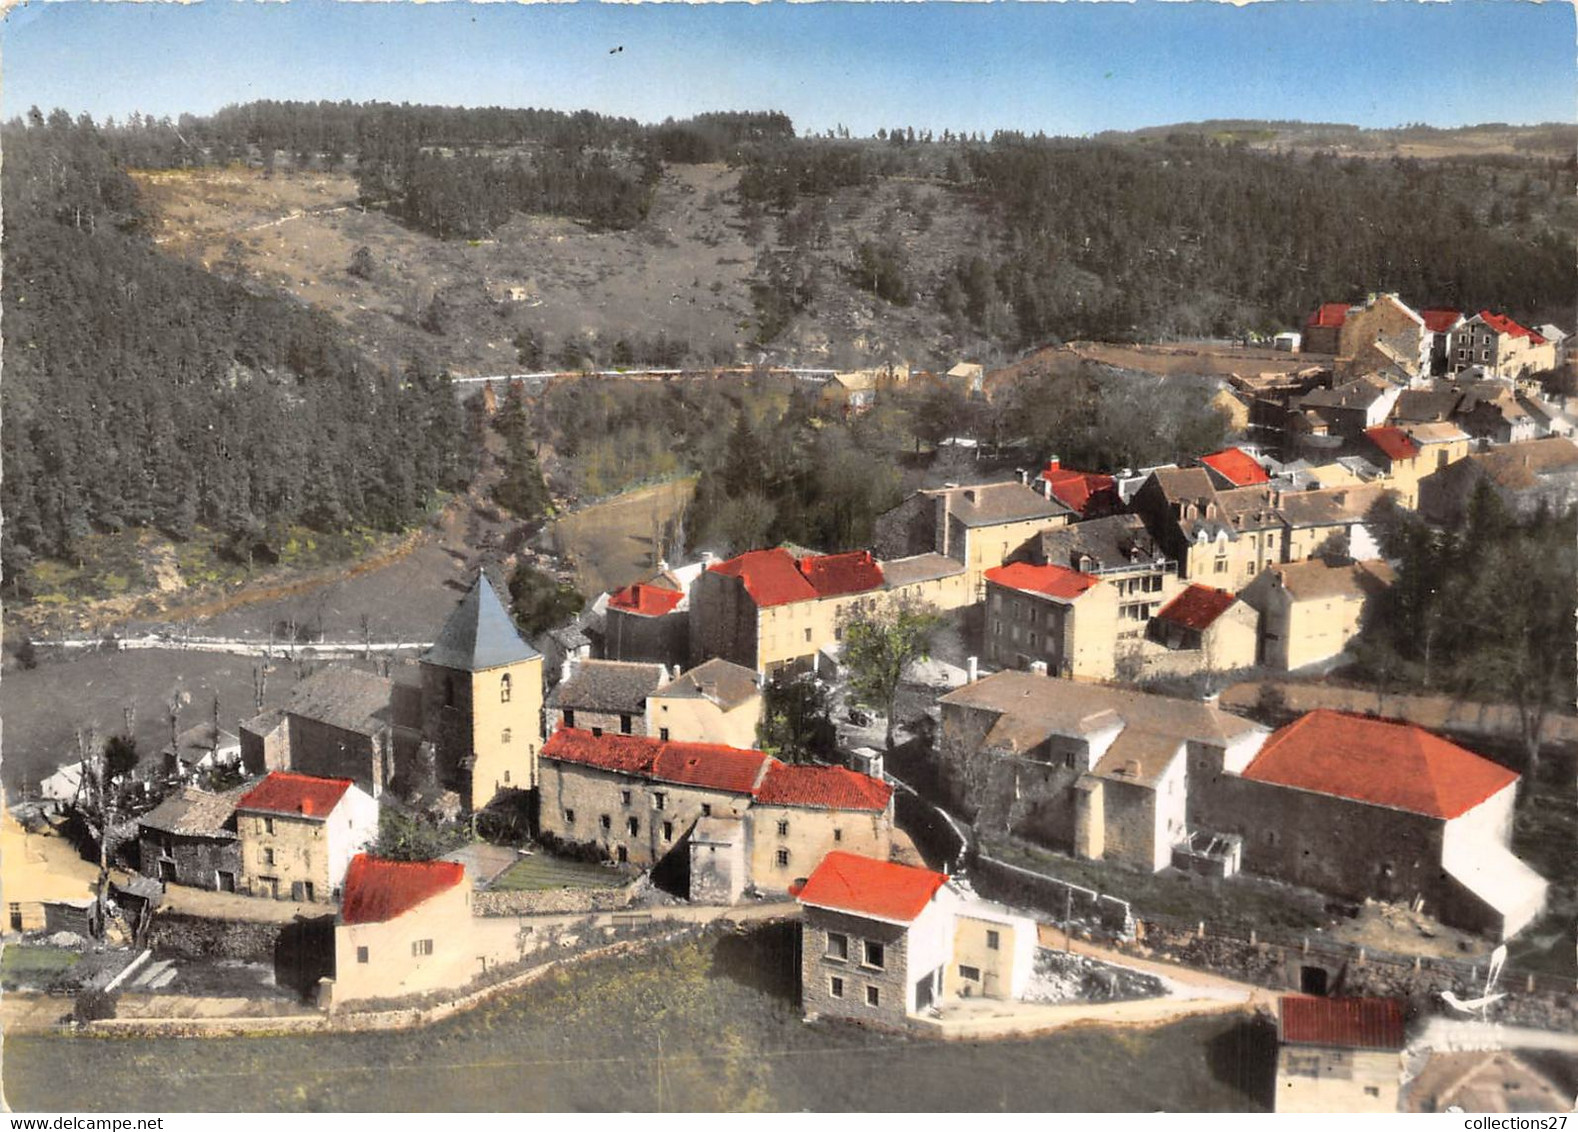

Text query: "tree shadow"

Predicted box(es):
[273, 913, 336, 1001]
[1203, 1015, 1279, 1112]
[708, 919, 801, 1003]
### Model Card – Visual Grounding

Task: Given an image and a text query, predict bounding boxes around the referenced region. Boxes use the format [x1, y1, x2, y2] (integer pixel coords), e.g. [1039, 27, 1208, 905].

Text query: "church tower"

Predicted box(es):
[420, 573, 544, 813]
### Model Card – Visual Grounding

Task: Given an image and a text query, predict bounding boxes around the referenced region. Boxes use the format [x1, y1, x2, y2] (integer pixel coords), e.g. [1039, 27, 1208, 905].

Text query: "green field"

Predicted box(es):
[490, 853, 626, 892]
[1, 946, 81, 991]
[3, 925, 1274, 1112]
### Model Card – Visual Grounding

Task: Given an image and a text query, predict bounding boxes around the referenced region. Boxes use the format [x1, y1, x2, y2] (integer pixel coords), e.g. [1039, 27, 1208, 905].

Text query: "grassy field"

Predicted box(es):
[2, 925, 1275, 1112]
[1, 947, 81, 991]
[550, 477, 698, 598]
[490, 854, 625, 892]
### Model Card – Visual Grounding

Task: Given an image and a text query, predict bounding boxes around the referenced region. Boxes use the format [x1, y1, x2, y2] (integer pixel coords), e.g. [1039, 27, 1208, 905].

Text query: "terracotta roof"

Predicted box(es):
[798, 550, 885, 598]
[1305, 302, 1351, 330]
[796, 851, 946, 924]
[1365, 426, 1420, 462]
[658, 658, 761, 711]
[756, 763, 893, 811]
[985, 561, 1102, 602]
[1200, 448, 1270, 487]
[1279, 996, 1406, 1051]
[542, 728, 771, 795]
[1419, 308, 1462, 334]
[548, 660, 668, 715]
[1243, 710, 1518, 819]
[236, 772, 354, 819]
[607, 582, 684, 618]
[423, 573, 540, 672]
[1475, 310, 1546, 346]
[340, 854, 466, 925]
[1039, 461, 1122, 517]
[708, 549, 818, 608]
[1154, 585, 1237, 632]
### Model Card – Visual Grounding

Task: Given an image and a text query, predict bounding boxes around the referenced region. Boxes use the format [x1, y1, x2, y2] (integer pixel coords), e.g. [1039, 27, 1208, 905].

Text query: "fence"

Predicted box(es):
[967, 853, 1133, 934]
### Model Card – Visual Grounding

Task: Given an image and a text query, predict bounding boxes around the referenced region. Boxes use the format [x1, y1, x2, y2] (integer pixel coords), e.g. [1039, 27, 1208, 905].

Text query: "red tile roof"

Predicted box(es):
[1306, 302, 1350, 330]
[1279, 996, 1406, 1051]
[340, 854, 465, 925]
[796, 851, 947, 924]
[756, 763, 893, 811]
[1199, 447, 1270, 486]
[708, 549, 818, 607]
[1419, 308, 1462, 334]
[1039, 460, 1121, 517]
[236, 772, 353, 819]
[797, 550, 886, 599]
[984, 561, 1102, 602]
[1477, 310, 1546, 346]
[1243, 710, 1519, 819]
[607, 582, 684, 617]
[543, 728, 771, 795]
[1364, 426, 1421, 462]
[1154, 585, 1238, 632]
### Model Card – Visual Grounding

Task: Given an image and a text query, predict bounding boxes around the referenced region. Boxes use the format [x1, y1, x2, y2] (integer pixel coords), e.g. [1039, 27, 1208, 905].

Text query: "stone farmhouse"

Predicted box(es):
[981, 561, 1118, 679]
[136, 784, 247, 893]
[795, 851, 1037, 1029]
[1026, 514, 1178, 641]
[548, 656, 765, 750]
[233, 772, 379, 903]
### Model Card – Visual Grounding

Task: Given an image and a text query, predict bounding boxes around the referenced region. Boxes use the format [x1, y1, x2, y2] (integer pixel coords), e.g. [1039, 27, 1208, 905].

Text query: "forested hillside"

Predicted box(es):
[1, 114, 466, 600]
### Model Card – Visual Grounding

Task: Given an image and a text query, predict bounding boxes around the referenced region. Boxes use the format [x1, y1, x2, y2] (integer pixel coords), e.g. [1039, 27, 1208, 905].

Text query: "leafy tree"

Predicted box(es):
[507, 563, 585, 637]
[513, 328, 545, 371]
[758, 675, 837, 764]
[839, 597, 944, 750]
[102, 734, 139, 781]
[374, 807, 468, 861]
[347, 245, 375, 280]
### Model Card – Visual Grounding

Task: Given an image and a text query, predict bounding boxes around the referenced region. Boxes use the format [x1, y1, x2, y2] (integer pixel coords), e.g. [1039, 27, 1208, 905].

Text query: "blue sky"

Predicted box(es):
[4, 1, 1573, 136]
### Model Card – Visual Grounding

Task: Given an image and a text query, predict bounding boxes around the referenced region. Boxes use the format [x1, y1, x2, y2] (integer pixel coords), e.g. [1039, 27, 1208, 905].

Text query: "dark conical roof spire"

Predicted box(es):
[422, 572, 540, 672]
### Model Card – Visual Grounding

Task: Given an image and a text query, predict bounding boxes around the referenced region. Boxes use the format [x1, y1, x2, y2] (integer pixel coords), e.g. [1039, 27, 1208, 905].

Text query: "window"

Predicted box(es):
[263, 848, 275, 866]
[356, 946, 369, 964]
[591, 727, 603, 738]
[863, 941, 885, 969]
[563, 709, 575, 729]
[600, 814, 612, 832]
[662, 821, 674, 843]
[804, 628, 813, 643]
[1363, 1087, 1380, 1098]
[829, 976, 845, 999]
[500, 674, 512, 703]
[826, 932, 848, 961]
[959, 965, 981, 981]
[1064, 752, 1076, 769]
[659, 727, 670, 741]
[775, 848, 790, 868]
[986, 930, 1000, 951]
[701, 803, 712, 817]
[620, 714, 632, 735]
[564, 808, 576, 825]
[777, 819, 789, 837]
[865, 985, 880, 1007]
[621, 789, 632, 806]
[412, 939, 434, 957]
[501, 728, 512, 744]
[833, 828, 843, 843]
[1214, 559, 1228, 574]
[503, 769, 511, 785]
[445, 676, 456, 708]
[263, 816, 275, 835]
[627, 817, 640, 837]
[653, 792, 666, 811]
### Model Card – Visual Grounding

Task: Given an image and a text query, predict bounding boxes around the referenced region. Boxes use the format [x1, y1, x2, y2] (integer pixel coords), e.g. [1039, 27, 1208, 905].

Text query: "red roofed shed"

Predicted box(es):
[796, 850, 947, 924]
[1279, 996, 1406, 1051]
[237, 772, 353, 819]
[1306, 303, 1351, 330]
[340, 854, 465, 925]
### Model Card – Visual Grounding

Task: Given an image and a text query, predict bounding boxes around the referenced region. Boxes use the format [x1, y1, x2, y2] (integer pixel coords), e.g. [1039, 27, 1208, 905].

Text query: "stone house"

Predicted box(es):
[646, 658, 763, 748]
[419, 573, 546, 811]
[538, 729, 771, 867]
[1238, 559, 1394, 671]
[1275, 996, 1406, 1114]
[162, 722, 242, 783]
[1418, 436, 1578, 525]
[795, 851, 1037, 1028]
[1293, 377, 1403, 447]
[547, 659, 670, 737]
[1141, 584, 1257, 674]
[1454, 384, 1539, 445]
[602, 580, 688, 667]
[136, 785, 246, 892]
[1333, 293, 1428, 379]
[745, 763, 894, 895]
[872, 481, 1072, 600]
[332, 854, 471, 1006]
[235, 772, 379, 903]
[1420, 308, 1464, 376]
[981, 562, 1119, 680]
[1362, 424, 1471, 509]
[1450, 311, 1557, 379]
[1301, 302, 1351, 356]
[1029, 514, 1178, 641]
[1389, 387, 1463, 427]
[1192, 710, 1546, 938]
[935, 671, 1266, 871]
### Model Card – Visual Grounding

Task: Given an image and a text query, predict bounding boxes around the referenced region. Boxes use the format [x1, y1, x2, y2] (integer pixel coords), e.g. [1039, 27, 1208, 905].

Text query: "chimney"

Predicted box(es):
[1048, 455, 1060, 472]
[963, 489, 977, 504]
[967, 656, 978, 683]
[1041, 478, 1053, 500]
[299, 798, 314, 816]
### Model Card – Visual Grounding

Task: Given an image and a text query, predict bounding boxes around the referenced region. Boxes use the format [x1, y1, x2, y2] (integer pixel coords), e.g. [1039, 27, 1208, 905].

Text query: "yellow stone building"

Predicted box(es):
[234, 772, 379, 903]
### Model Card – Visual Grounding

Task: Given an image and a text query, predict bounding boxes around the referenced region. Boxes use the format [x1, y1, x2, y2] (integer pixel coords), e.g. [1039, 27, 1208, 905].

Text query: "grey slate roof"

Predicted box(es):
[548, 660, 668, 714]
[658, 658, 761, 711]
[423, 573, 541, 672]
[277, 666, 395, 737]
[138, 784, 248, 839]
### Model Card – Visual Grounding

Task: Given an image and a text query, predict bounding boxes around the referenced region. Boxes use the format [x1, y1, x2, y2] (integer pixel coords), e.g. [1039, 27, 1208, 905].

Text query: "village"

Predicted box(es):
[5, 291, 1577, 1114]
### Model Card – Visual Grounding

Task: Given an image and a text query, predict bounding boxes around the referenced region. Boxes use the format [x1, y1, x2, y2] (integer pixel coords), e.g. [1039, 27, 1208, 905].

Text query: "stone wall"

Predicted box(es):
[800, 906, 909, 1028]
[472, 880, 643, 917]
[148, 913, 282, 962]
